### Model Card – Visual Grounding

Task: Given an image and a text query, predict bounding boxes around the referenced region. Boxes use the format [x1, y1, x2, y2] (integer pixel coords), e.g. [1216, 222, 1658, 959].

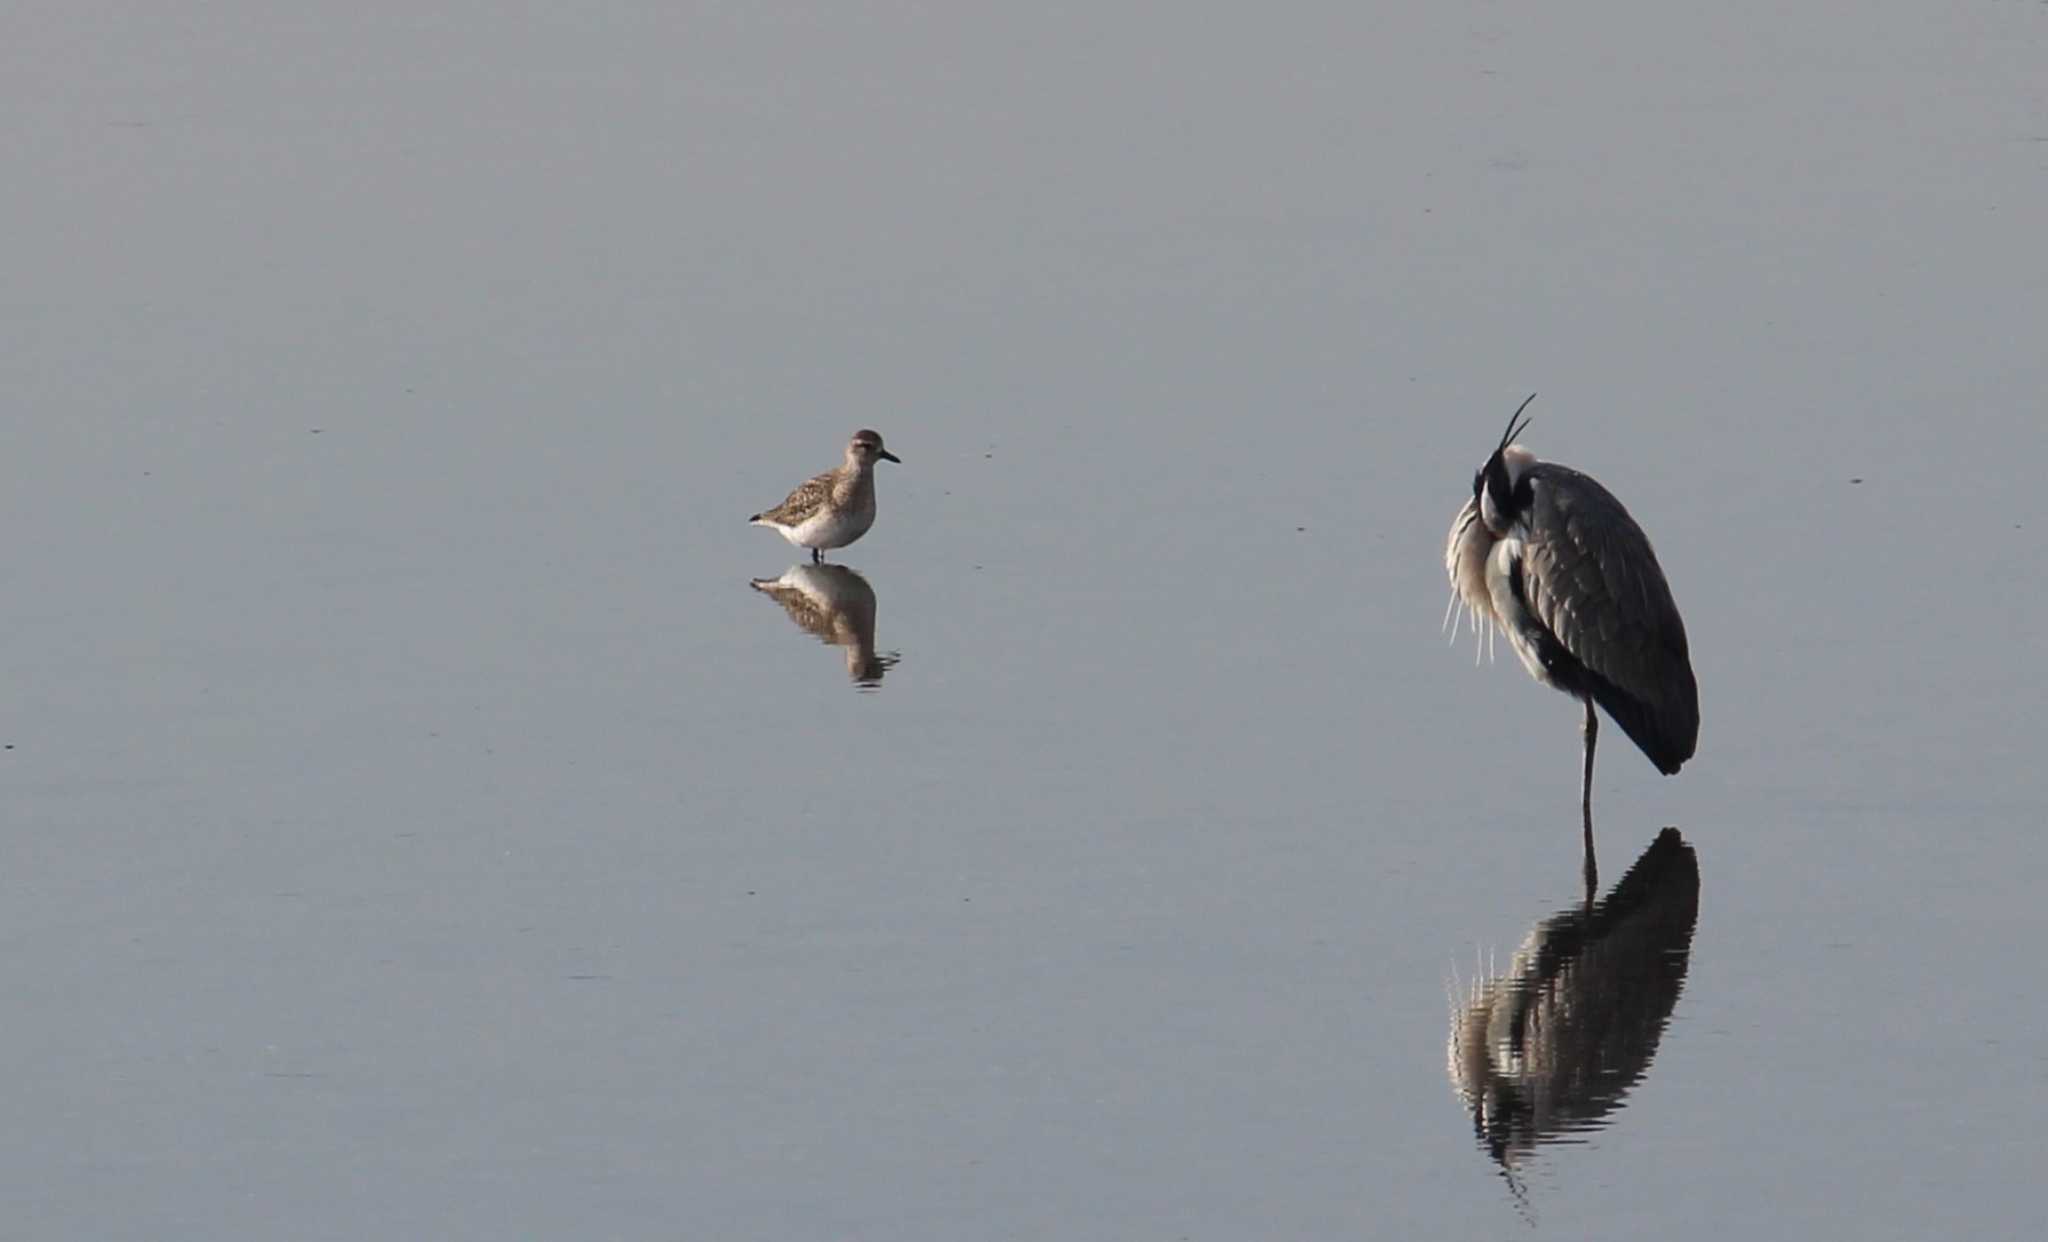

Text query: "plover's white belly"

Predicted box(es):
[781, 501, 874, 550]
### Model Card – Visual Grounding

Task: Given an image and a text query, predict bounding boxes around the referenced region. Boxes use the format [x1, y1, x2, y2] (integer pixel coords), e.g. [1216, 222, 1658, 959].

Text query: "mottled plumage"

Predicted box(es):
[754, 471, 841, 528]
[750, 562, 893, 686]
[748, 430, 900, 563]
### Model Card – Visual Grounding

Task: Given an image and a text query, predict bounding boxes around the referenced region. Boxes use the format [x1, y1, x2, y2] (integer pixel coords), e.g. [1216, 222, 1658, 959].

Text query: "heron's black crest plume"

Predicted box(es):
[1479, 392, 1540, 516]
[1497, 392, 1537, 456]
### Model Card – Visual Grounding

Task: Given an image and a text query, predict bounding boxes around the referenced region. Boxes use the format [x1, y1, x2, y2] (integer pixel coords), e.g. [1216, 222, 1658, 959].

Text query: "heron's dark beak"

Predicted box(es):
[880, 449, 902, 464]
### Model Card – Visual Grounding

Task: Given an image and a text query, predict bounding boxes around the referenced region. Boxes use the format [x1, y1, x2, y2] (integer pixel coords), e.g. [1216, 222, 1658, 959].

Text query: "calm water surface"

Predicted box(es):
[4, 3, 2044, 1239]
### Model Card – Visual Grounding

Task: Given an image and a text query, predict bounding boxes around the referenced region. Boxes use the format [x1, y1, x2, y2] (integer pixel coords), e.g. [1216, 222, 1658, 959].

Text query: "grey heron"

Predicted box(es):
[1445, 396, 1699, 890]
[1448, 828, 1699, 1204]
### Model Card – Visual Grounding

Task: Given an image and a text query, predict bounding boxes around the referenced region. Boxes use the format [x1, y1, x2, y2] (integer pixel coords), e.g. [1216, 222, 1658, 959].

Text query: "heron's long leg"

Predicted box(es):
[1581, 698, 1599, 904]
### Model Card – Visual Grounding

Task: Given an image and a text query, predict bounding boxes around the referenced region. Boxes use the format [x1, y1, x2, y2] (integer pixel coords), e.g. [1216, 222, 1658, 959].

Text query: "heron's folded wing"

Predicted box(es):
[1520, 465, 1699, 768]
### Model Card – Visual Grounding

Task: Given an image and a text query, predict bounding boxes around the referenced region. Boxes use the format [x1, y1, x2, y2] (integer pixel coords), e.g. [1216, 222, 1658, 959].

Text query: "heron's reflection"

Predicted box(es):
[750, 563, 898, 688]
[1448, 828, 1699, 1196]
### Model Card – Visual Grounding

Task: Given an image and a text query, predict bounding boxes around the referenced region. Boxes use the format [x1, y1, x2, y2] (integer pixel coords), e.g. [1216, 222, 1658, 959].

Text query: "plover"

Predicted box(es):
[748, 430, 900, 563]
[750, 563, 896, 686]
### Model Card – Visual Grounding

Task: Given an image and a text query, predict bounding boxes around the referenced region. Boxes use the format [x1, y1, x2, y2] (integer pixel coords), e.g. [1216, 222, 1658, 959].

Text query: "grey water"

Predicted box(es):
[4, 3, 2044, 1238]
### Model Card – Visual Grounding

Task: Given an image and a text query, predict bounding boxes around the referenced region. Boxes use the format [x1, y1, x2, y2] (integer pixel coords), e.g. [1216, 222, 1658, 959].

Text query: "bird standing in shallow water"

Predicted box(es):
[749, 430, 900, 563]
[750, 563, 895, 687]
[1445, 396, 1698, 894]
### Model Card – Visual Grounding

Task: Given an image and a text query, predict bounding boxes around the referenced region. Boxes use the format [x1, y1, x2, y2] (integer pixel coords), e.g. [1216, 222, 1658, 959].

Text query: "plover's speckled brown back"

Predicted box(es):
[750, 563, 895, 687]
[748, 430, 900, 563]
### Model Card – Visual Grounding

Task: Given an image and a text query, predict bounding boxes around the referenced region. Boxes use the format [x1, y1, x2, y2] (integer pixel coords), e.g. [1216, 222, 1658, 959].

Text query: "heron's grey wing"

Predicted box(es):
[753, 470, 834, 524]
[1519, 464, 1699, 771]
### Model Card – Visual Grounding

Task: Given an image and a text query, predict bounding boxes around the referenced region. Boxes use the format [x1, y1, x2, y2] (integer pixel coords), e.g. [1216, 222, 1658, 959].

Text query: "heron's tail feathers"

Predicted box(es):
[1590, 672, 1699, 774]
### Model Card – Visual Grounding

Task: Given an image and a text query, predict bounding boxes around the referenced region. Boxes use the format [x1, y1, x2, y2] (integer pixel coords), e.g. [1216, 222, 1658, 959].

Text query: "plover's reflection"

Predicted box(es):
[750, 563, 897, 688]
[1448, 828, 1699, 1197]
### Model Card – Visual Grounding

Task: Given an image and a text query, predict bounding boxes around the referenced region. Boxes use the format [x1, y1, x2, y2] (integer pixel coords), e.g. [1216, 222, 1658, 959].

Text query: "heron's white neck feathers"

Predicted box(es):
[1448, 447, 1540, 661]
[1445, 497, 1501, 662]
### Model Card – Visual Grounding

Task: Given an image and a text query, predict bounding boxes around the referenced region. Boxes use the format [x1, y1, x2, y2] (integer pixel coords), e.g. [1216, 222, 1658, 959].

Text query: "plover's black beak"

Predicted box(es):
[879, 449, 902, 464]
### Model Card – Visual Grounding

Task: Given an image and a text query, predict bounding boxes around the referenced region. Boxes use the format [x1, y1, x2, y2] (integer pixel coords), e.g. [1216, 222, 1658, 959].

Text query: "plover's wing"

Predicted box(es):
[751, 577, 837, 641]
[750, 469, 834, 525]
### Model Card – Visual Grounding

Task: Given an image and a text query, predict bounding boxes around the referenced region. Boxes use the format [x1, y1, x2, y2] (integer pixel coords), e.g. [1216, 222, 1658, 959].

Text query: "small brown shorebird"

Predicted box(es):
[748, 430, 901, 563]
